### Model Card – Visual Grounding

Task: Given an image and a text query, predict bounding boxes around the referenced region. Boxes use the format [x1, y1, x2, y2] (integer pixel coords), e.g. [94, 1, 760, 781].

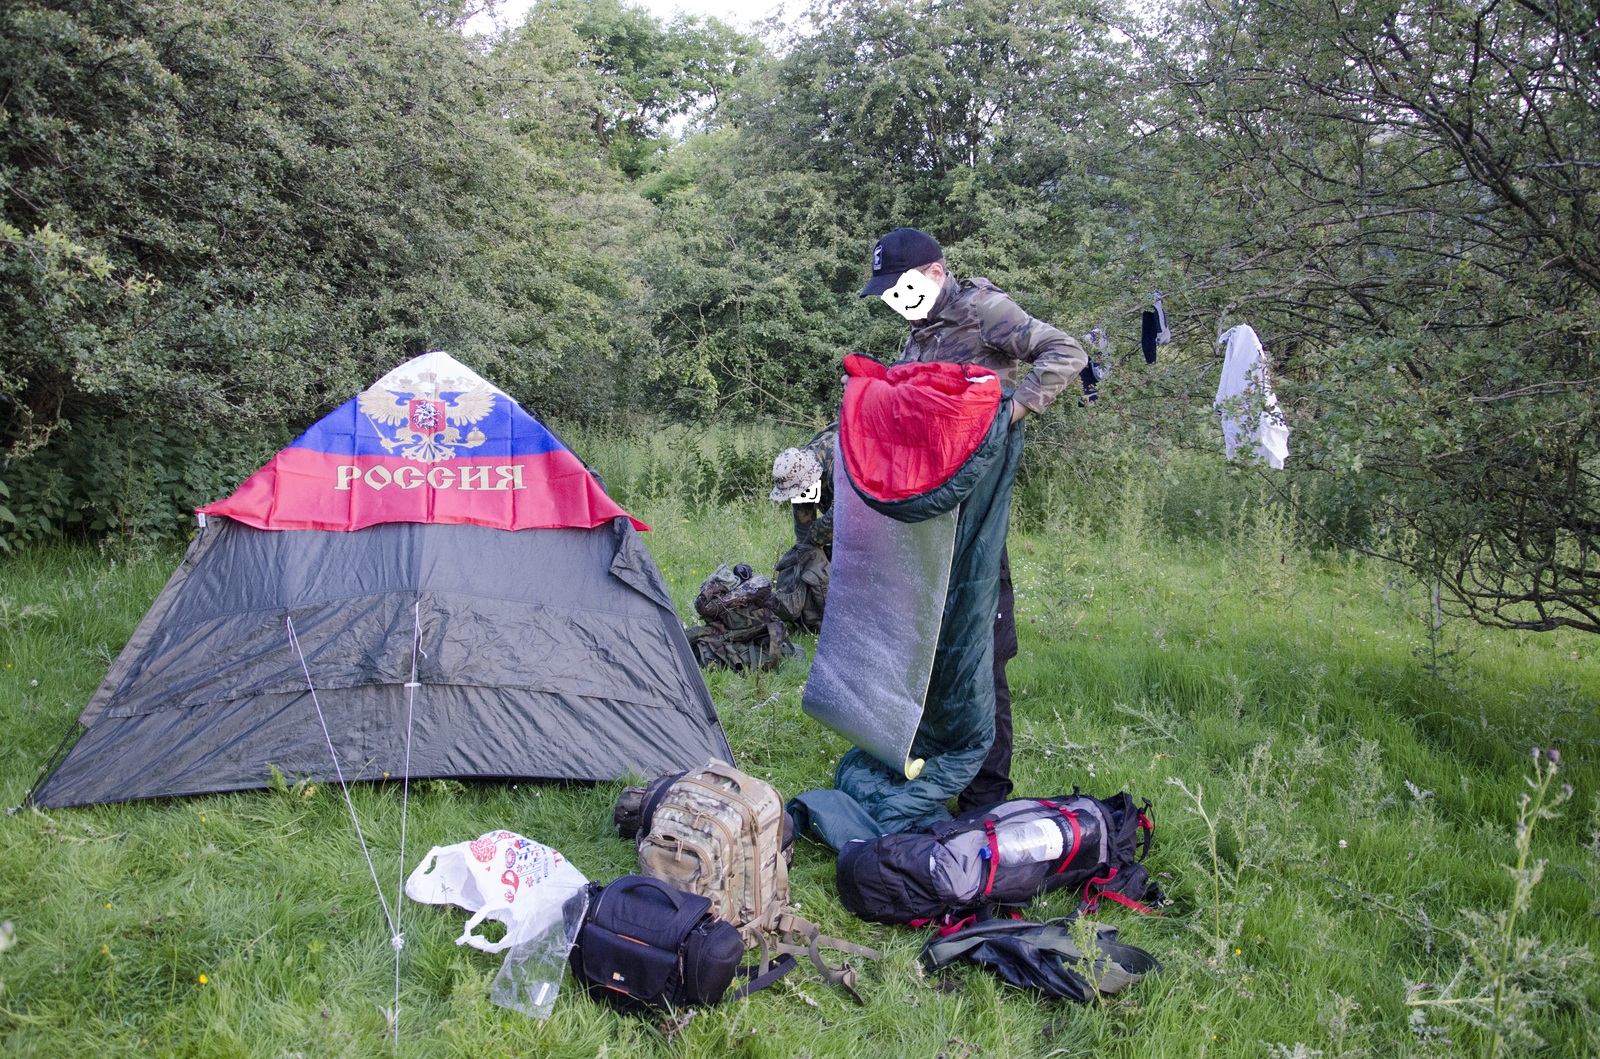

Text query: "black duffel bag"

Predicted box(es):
[835, 792, 1161, 926]
[569, 875, 794, 1012]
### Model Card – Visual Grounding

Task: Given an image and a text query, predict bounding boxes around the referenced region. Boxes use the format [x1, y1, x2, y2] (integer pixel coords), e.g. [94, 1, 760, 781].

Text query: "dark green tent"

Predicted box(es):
[29, 353, 730, 808]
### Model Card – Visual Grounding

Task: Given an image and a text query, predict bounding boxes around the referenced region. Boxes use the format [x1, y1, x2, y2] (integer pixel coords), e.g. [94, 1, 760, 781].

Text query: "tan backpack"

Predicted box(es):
[635, 760, 878, 998]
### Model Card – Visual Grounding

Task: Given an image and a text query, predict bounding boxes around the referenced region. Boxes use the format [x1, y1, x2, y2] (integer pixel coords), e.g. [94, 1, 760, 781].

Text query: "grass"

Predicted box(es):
[2, 433, 1598, 1058]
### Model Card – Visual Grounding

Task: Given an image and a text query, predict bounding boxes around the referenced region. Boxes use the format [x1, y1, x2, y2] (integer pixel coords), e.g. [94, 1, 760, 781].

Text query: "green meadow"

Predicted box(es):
[2, 428, 1597, 1058]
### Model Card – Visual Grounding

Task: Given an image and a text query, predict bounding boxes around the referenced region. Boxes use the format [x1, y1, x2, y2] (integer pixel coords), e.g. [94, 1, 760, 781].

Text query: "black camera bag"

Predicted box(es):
[570, 875, 792, 1011]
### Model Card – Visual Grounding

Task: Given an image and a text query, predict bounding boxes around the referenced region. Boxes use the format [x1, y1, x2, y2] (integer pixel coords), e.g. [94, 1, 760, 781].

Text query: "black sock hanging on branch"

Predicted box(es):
[1140, 294, 1172, 364]
[1079, 329, 1109, 404]
[1078, 363, 1100, 404]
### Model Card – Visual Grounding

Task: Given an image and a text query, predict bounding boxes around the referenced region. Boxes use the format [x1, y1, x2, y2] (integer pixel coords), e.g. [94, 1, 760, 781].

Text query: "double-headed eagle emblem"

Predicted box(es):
[358, 371, 494, 463]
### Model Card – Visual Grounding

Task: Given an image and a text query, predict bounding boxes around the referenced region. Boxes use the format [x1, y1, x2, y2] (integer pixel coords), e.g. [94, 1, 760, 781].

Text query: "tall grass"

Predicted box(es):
[1, 423, 1597, 1057]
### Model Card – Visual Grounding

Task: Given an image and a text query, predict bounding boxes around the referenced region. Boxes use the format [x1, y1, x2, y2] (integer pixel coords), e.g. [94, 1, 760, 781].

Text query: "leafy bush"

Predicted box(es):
[0, 413, 290, 553]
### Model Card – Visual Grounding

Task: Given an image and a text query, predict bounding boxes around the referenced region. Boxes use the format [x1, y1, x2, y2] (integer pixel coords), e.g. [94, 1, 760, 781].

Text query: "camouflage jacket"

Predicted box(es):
[896, 276, 1087, 415]
[791, 424, 838, 553]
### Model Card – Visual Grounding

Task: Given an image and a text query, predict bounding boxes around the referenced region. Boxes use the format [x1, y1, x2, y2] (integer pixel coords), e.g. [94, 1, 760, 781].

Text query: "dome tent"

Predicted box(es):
[29, 352, 730, 808]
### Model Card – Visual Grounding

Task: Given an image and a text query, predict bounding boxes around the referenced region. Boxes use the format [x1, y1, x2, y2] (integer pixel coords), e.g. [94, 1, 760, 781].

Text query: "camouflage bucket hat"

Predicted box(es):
[770, 447, 823, 502]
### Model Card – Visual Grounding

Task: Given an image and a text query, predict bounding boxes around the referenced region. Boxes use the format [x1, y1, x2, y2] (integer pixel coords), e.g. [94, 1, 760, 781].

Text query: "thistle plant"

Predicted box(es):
[1068, 914, 1112, 1000]
[1165, 777, 1224, 951]
[1404, 749, 1594, 1057]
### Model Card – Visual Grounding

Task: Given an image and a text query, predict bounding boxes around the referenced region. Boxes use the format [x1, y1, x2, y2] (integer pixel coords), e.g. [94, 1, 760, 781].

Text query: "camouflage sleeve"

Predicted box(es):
[973, 290, 1089, 414]
[809, 425, 838, 509]
[809, 508, 833, 550]
[806, 425, 839, 469]
[792, 503, 821, 548]
[809, 426, 836, 549]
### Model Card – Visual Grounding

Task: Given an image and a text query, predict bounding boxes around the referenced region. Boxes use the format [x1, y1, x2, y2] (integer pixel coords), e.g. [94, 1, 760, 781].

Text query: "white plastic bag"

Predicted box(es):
[405, 830, 588, 953]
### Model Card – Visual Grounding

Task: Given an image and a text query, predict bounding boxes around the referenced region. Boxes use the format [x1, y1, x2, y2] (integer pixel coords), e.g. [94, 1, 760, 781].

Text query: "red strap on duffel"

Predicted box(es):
[981, 821, 1001, 897]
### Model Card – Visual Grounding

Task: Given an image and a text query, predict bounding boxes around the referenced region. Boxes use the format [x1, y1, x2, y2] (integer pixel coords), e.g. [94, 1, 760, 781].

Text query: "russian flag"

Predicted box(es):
[200, 352, 646, 532]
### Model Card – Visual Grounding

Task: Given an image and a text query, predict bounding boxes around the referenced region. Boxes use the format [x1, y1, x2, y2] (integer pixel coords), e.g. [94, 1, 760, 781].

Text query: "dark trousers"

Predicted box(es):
[958, 548, 1016, 813]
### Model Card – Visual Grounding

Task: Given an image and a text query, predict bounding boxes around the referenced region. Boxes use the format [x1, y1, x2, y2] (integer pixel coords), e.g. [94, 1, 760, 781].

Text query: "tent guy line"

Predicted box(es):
[393, 601, 423, 1046]
[16, 349, 735, 1037]
[288, 607, 415, 1043]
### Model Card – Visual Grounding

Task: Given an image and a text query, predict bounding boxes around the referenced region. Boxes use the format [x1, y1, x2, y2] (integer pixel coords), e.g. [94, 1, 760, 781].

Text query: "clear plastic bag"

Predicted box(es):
[489, 887, 589, 1020]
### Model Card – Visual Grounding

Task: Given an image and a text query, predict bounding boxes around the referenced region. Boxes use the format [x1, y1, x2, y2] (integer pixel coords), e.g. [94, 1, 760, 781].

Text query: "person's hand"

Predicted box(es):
[1010, 403, 1029, 425]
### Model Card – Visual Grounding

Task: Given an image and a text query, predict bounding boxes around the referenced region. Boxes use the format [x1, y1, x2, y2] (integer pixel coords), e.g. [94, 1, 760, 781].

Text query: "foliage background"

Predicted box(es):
[6, 0, 1595, 633]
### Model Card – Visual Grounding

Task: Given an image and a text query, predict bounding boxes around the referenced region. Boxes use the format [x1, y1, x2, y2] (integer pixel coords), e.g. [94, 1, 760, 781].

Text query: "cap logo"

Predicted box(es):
[872, 243, 883, 272]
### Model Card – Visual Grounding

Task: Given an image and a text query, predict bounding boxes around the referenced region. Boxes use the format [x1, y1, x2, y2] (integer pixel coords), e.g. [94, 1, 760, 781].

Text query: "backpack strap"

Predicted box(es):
[1136, 799, 1155, 861]
[1037, 800, 1084, 875]
[770, 911, 881, 1004]
[921, 929, 997, 970]
[729, 953, 799, 1000]
[1081, 865, 1118, 913]
[1096, 890, 1160, 915]
[1078, 865, 1164, 916]
[765, 616, 785, 667]
[634, 771, 685, 841]
[909, 906, 1024, 937]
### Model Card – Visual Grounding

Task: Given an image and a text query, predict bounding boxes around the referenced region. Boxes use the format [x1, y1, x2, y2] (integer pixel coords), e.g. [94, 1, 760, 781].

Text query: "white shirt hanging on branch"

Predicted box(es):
[1214, 324, 1290, 469]
[1153, 293, 1172, 345]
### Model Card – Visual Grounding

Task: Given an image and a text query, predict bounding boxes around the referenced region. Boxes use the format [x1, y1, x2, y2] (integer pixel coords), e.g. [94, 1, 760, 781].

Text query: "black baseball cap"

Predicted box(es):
[859, 228, 943, 297]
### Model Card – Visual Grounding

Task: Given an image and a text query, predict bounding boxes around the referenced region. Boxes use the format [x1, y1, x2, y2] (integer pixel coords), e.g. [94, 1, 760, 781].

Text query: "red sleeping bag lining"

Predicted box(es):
[840, 354, 1002, 503]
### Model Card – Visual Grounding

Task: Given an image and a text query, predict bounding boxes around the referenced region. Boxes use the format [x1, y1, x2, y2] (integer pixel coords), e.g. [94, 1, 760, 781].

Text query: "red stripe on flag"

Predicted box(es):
[199, 448, 646, 532]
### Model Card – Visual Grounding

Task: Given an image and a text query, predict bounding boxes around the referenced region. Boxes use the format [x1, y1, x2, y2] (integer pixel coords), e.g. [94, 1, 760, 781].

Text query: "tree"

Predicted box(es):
[1149, 0, 1600, 632]
[634, 0, 1142, 420]
[0, 0, 622, 540]
[507, 0, 760, 177]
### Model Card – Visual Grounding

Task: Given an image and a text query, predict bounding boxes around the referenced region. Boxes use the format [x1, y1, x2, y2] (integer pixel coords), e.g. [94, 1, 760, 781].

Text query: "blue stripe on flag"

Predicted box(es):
[287, 394, 566, 459]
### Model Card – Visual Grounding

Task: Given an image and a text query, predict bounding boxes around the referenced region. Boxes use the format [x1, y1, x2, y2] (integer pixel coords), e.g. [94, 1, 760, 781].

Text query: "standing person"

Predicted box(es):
[769, 424, 838, 632]
[860, 227, 1087, 812]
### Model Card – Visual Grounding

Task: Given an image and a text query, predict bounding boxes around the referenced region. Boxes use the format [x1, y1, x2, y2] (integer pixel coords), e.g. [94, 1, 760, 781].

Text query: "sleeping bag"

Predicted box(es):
[801, 354, 1024, 833]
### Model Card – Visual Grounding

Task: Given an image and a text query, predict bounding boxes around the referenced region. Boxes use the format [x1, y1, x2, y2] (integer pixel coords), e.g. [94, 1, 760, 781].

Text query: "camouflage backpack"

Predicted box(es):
[634, 761, 879, 999]
[685, 565, 802, 671]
